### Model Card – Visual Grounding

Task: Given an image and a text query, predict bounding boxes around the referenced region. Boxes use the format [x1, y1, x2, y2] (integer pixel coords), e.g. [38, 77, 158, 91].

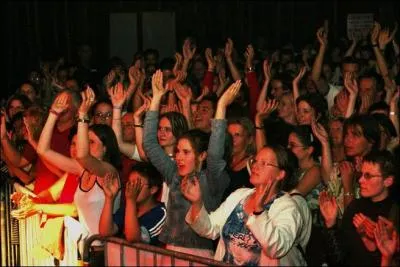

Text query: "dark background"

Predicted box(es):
[5, 1, 399, 96]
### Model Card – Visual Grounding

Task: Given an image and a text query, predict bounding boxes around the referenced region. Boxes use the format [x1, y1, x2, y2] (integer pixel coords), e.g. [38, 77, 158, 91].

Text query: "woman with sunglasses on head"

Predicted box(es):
[182, 143, 312, 266]
[143, 70, 238, 258]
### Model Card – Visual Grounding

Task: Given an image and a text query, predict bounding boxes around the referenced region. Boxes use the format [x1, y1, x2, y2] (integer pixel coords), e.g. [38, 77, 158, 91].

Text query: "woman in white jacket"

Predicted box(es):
[181, 144, 312, 266]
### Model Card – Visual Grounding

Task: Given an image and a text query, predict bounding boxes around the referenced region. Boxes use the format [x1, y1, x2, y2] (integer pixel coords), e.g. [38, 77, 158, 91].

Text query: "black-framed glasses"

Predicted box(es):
[94, 112, 112, 119]
[249, 157, 280, 169]
[360, 172, 383, 180]
[287, 142, 305, 149]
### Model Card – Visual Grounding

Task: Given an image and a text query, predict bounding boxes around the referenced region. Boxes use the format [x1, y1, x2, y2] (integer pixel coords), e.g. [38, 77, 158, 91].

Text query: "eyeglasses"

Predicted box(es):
[94, 112, 112, 120]
[249, 157, 280, 169]
[360, 172, 383, 180]
[158, 126, 172, 133]
[287, 142, 305, 149]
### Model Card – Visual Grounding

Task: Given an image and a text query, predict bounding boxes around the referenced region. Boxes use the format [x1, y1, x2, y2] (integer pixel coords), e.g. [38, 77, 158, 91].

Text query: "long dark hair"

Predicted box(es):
[89, 124, 122, 169]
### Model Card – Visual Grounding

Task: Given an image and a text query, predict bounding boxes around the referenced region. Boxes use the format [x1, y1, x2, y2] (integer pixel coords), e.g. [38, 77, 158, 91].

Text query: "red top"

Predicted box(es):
[58, 173, 79, 204]
[246, 71, 261, 120]
[202, 70, 215, 92]
[23, 126, 72, 195]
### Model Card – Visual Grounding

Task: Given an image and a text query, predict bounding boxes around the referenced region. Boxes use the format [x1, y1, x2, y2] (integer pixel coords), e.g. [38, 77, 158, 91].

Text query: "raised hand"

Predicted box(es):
[218, 80, 242, 108]
[173, 52, 183, 76]
[319, 191, 338, 228]
[175, 83, 193, 105]
[253, 176, 274, 213]
[353, 213, 377, 240]
[173, 70, 187, 83]
[180, 174, 202, 204]
[125, 178, 143, 202]
[102, 172, 120, 199]
[50, 93, 69, 114]
[344, 72, 359, 97]
[195, 86, 210, 103]
[105, 69, 117, 87]
[133, 97, 151, 124]
[244, 44, 255, 68]
[311, 118, 329, 145]
[151, 70, 168, 98]
[1, 113, 8, 140]
[79, 85, 96, 115]
[183, 39, 196, 61]
[371, 21, 381, 45]
[224, 38, 234, 59]
[256, 99, 279, 121]
[109, 82, 127, 108]
[205, 48, 216, 71]
[378, 23, 398, 50]
[293, 66, 307, 85]
[316, 27, 328, 47]
[263, 59, 272, 82]
[374, 216, 399, 259]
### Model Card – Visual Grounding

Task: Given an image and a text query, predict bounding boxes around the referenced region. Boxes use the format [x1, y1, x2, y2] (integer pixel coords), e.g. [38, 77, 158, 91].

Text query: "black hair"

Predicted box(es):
[159, 57, 175, 71]
[363, 150, 398, 195]
[343, 114, 381, 153]
[6, 94, 33, 118]
[159, 112, 189, 139]
[91, 98, 113, 117]
[130, 162, 163, 192]
[89, 124, 122, 170]
[291, 125, 322, 160]
[296, 92, 328, 124]
[368, 101, 390, 115]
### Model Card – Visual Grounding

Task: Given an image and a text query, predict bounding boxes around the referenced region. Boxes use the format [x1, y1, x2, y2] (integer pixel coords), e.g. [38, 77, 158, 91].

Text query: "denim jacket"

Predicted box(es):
[143, 111, 230, 250]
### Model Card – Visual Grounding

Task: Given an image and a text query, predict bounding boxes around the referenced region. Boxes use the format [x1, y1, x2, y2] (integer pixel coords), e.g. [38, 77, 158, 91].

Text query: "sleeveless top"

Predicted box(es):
[74, 172, 121, 239]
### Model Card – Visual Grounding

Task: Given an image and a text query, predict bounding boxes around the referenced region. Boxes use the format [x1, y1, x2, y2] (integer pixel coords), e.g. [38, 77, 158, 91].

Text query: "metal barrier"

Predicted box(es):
[13, 184, 82, 266]
[0, 177, 20, 267]
[83, 235, 232, 266]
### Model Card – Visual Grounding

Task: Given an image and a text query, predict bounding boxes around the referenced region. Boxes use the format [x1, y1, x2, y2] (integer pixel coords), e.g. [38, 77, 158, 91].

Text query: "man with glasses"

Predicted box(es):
[319, 150, 399, 266]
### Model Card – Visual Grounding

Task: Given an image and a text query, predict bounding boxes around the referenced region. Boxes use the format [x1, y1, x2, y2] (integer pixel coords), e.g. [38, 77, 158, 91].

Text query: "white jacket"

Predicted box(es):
[186, 188, 312, 266]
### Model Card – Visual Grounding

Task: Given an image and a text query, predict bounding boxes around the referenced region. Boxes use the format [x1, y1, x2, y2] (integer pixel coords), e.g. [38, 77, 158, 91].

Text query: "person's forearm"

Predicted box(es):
[373, 46, 391, 83]
[181, 59, 191, 74]
[381, 256, 393, 267]
[149, 95, 163, 112]
[37, 113, 58, 155]
[226, 58, 242, 81]
[180, 102, 194, 129]
[344, 42, 357, 57]
[35, 203, 77, 217]
[256, 79, 270, 112]
[255, 118, 266, 152]
[112, 107, 124, 143]
[99, 198, 117, 237]
[311, 45, 326, 82]
[6, 162, 34, 185]
[389, 104, 399, 138]
[189, 201, 204, 223]
[1, 137, 24, 167]
[124, 200, 141, 242]
[345, 95, 357, 118]
[214, 103, 227, 120]
[320, 142, 333, 184]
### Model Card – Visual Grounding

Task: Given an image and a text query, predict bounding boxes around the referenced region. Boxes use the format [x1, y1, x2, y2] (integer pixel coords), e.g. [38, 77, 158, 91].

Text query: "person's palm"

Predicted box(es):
[319, 191, 338, 227]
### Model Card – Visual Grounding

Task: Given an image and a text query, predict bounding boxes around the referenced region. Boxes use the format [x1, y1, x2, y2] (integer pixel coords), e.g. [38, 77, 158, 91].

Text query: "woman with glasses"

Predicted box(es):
[319, 150, 399, 266]
[92, 98, 113, 126]
[182, 144, 311, 266]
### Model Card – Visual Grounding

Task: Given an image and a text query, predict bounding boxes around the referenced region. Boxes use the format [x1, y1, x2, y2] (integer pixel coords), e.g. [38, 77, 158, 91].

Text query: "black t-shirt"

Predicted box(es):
[341, 197, 394, 266]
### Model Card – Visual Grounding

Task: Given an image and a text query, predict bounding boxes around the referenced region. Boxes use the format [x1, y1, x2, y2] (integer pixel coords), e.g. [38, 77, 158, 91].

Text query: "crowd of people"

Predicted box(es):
[1, 19, 400, 266]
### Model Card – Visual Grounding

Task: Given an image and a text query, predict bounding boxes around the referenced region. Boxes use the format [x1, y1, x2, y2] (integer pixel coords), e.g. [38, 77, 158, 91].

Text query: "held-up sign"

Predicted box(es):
[347, 13, 374, 40]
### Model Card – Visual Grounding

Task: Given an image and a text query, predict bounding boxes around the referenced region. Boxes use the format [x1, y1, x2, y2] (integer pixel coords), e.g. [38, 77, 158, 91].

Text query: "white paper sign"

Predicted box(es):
[347, 13, 374, 40]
